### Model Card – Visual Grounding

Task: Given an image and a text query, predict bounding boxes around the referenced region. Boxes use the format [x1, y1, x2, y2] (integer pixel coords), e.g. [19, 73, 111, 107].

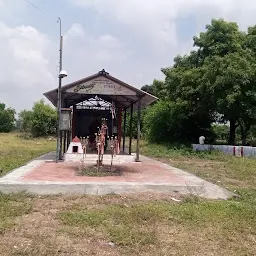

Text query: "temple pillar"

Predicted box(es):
[117, 107, 122, 147]
[122, 108, 127, 153]
[72, 104, 76, 139]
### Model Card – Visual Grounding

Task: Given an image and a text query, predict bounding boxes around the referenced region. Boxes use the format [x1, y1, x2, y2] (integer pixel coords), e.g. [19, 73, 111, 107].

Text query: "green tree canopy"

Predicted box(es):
[18, 110, 33, 132]
[17, 100, 57, 137]
[31, 100, 57, 137]
[143, 100, 214, 144]
[0, 103, 15, 133]
[151, 19, 256, 145]
[141, 79, 166, 98]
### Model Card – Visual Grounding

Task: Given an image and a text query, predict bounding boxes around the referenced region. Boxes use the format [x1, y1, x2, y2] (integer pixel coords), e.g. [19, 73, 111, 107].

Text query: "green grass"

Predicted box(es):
[0, 133, 55, 176]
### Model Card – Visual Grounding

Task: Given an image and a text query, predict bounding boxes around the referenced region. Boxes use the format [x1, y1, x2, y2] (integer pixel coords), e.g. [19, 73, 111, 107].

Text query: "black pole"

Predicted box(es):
[129, 103, 133, 155]
[59, 130, 63, 160]
[56, 18, 63, 162]
[67, 130, 71, 149]
[111, 101, 114, 136]
[122, 108, 127, 153]
[56, 35, 63, 161]
[136, 98, 141, 162]
[63, 130, 67, 153]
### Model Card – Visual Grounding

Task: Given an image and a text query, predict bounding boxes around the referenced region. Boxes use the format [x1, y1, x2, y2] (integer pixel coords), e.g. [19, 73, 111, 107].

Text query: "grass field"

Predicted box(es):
[0, 133, 55, 176]
[0, 133, 255, 255]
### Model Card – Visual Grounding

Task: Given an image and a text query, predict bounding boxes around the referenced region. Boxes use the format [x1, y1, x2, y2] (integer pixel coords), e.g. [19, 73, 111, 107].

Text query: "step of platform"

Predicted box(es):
[64, 153, 136, 164]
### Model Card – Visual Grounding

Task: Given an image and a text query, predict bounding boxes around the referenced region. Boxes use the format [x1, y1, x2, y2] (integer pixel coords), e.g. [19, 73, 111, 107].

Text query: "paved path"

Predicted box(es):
[0, 152, 235, 199]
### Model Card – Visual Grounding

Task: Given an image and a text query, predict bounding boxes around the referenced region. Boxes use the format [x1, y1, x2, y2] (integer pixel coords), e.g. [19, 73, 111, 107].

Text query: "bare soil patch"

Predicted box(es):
[77, 164, 122, 177]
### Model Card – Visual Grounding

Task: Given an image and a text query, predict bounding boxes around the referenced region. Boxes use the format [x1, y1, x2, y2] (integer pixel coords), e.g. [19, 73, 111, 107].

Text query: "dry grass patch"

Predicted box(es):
[0, 193, 255, 255]
[57, 194, 256, 255]
[0, 193, 32, 233]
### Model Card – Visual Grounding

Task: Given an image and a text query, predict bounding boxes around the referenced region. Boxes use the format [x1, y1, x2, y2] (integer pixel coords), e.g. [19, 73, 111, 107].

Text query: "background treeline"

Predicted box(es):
[138, 19, 256, 146]
[0, 100, 56, 137]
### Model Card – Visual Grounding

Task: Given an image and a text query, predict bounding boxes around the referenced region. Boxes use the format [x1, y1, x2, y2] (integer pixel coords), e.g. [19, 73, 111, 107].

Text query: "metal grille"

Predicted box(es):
[76, 96, 112, 110]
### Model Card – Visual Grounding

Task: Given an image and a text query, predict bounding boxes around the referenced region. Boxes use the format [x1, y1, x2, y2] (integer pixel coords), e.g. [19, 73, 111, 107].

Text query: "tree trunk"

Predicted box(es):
[241, 124, 250, 146]
[240, 125, 246, 146]
[241, 133, 247, 146]
[228, 119, 236, 145]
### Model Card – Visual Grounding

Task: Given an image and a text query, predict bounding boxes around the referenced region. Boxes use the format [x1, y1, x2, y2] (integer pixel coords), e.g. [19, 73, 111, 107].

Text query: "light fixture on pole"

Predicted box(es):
[59, 70, 67, 78]
[56, 17, 68, 162]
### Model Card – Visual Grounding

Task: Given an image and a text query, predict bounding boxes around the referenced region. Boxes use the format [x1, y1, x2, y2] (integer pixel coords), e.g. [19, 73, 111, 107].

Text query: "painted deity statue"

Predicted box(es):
[97, 118, 108, 155]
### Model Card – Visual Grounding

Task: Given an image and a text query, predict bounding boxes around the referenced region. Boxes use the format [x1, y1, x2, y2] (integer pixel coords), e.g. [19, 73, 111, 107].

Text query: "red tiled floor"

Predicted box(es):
[20, 160, 186, 184]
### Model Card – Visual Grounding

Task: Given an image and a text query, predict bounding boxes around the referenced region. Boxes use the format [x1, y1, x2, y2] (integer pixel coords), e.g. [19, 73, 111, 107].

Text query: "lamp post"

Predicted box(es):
[56, 17, 67, 162]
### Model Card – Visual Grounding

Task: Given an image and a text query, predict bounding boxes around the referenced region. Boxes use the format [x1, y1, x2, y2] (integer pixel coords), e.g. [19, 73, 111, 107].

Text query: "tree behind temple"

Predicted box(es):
[31, 100, 57, 137]
[18, 100, 57, 137]
[0, 103, 15, 133]
[160, 19, 256, 145]
[18, 110, 33, 132]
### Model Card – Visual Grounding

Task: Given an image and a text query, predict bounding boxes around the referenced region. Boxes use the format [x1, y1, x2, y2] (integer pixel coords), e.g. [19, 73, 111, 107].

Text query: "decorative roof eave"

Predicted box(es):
[44, 69, 158, 109]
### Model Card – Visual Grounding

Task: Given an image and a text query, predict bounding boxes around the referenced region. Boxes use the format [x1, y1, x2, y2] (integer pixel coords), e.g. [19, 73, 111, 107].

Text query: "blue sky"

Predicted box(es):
[1, 0, 256, 111]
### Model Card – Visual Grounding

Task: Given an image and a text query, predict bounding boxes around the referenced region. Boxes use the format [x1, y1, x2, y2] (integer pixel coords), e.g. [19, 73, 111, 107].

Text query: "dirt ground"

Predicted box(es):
[0, 192, 255, 256]
[0, 193, 178, 256]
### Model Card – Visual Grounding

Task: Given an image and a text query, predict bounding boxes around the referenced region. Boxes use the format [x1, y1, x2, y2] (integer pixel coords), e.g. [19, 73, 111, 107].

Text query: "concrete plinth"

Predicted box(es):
[0, 152, 235, 200]
[64, 153, 136, 164]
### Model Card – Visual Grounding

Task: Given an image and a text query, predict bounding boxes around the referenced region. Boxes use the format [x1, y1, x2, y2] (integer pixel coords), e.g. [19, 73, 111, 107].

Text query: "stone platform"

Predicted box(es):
[0, 152, 235, 199]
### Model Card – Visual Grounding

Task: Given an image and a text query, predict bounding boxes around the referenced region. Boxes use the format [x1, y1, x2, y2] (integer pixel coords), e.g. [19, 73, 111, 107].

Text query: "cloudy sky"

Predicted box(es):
[1, 0, 256, 111]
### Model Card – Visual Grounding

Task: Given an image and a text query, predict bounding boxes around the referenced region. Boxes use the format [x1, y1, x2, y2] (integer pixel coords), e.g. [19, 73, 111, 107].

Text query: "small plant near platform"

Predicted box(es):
[77, 165, 122, 177]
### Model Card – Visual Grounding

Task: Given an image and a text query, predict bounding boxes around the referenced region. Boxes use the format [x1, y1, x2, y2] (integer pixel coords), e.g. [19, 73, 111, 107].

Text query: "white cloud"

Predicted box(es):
[0, 0, 25, 17]
[63, 23, 131, 82]
[0, 22, 55, 111]
[69, 0, 256, 42]
[70, 0, 180, 51]
[2, 0, 256, 112]
[66, 0, 256, 84]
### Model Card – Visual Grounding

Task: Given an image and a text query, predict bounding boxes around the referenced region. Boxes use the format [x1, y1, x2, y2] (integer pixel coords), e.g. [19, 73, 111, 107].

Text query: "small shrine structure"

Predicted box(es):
[44, 69, 157, 161]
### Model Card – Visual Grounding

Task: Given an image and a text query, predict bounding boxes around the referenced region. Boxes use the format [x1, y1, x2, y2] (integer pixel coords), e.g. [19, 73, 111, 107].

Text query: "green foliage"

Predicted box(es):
[143, 100, 214, 143]
[141, 79, 166, 98]
[124, 110, 146, 139]
[31, 100, 57, 137]
[17, 110, 33, 132]
[17, 100, 57, 137]
[248, 125, 256, 146]
[201, 51, 256, 144]
[146, 19, 256, 145]
[0, 103, 15, 133]
[193, 19, 245, 57]
[193, 19, 256, 145]
[212, 124, 229, 142]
